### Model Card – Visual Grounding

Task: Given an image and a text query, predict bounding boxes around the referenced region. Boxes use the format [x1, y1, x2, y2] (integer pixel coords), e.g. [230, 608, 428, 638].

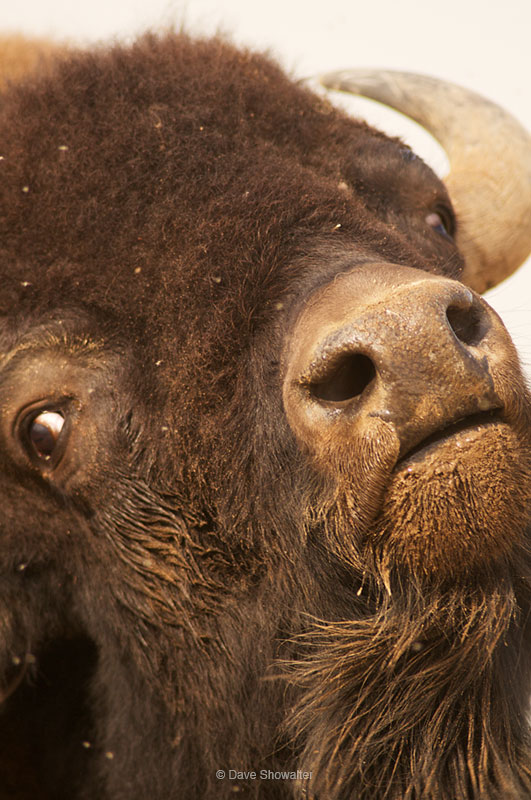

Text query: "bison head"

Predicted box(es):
[0, 33, 530, 800]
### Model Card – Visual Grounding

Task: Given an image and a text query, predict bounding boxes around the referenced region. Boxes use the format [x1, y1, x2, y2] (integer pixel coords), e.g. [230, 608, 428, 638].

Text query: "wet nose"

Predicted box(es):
[283, 262, 505, 459]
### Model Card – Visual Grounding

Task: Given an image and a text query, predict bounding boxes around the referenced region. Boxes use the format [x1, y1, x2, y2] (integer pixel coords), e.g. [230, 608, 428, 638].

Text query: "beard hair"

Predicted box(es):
[284, 455, 531, 799]
[284, 563, 531, 799]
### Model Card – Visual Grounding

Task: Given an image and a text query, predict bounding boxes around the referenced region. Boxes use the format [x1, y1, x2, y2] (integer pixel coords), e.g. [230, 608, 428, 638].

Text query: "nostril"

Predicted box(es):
[309, 353, 376, 404]
[446, 303, 487, 347]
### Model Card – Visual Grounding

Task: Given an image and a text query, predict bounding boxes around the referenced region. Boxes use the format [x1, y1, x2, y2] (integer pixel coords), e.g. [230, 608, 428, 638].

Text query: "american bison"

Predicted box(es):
[0, 32, 530, 800]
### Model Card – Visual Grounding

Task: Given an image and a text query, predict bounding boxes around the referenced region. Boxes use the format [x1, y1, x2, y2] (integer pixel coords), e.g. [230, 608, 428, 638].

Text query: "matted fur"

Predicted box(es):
[0, 32, 530, 799]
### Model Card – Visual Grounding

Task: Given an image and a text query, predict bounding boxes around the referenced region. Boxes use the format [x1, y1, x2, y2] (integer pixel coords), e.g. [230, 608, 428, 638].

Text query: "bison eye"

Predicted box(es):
[24, 410, 66, 462]
[426, 209, 455, 240]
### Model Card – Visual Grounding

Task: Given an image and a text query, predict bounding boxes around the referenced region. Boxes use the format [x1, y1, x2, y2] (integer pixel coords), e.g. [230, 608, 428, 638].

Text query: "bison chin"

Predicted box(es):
[289, 425, 531, 800]
[369, 419, 531, 582]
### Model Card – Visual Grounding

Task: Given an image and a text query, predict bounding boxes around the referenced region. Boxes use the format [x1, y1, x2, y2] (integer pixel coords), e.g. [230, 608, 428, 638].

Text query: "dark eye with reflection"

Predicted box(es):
[26, 410, 65, 461]
[426, 209, 455, 240]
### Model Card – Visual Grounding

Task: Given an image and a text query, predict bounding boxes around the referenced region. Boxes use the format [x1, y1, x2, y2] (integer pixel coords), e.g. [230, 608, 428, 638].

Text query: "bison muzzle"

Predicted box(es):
[0, 31, 530, 800]
[283, 261, 525, 577]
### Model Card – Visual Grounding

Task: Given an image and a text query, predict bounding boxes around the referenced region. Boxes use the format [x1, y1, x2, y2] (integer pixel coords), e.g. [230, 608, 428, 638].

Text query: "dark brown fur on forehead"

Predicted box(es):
[0, 33, 453, 341]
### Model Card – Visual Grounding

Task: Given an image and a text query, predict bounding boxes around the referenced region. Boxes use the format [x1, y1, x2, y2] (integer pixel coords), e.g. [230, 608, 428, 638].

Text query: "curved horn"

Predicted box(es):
[320, 69, 531, 293]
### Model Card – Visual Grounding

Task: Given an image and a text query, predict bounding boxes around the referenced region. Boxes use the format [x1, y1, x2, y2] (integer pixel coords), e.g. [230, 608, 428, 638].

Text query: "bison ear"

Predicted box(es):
[0, 35, 67, 89]
[320, 69, 531, 294]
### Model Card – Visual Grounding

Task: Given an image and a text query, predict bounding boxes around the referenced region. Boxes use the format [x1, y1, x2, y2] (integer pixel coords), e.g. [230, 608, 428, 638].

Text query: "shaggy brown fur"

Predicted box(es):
[0, 32, 530, 799]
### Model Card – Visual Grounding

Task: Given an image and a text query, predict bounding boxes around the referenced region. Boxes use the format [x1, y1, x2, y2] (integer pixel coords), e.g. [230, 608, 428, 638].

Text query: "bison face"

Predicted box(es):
[0, 32, 530, 800]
